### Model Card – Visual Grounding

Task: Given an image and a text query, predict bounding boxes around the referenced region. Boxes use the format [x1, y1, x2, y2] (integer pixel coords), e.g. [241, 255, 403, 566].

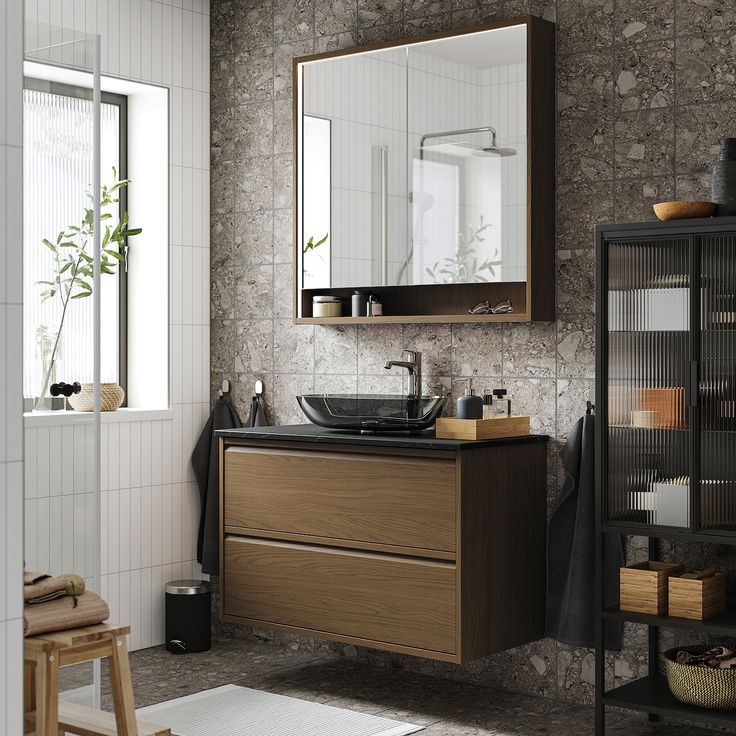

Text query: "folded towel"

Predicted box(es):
[58, 574, 86, 596]
[24, 591, 110, 637]
[24, 575, 71, 604]
[24, 571, 50, 586]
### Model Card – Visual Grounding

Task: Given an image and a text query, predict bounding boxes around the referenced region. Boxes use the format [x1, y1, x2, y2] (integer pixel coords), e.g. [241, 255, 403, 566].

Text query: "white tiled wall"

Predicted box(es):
[22, 0, 211, 653]
[1, 0, 25, 732]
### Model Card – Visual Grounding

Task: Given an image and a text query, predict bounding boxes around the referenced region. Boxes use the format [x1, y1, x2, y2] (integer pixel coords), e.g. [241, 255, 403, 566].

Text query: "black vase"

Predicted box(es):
[712, 138, 736, 216]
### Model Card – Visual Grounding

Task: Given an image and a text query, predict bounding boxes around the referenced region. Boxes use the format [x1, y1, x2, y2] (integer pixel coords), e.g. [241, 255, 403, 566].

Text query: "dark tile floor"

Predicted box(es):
[83, 637, 714, 735]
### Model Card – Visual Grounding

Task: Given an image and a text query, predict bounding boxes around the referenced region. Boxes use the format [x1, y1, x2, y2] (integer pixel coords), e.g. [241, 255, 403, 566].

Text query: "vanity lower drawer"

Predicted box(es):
[223, 446, 456, 553]
[223, 536, 456, 654]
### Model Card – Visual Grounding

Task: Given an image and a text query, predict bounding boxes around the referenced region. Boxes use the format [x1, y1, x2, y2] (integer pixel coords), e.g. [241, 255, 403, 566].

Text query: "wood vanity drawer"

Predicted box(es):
[223, 536, 456, 654]
[223, 446, 456, 553]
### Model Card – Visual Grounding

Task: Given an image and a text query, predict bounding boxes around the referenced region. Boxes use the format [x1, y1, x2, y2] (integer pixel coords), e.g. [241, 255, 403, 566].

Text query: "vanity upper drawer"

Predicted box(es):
[223, 536, 456, 655]
[223, 446, 456, 553]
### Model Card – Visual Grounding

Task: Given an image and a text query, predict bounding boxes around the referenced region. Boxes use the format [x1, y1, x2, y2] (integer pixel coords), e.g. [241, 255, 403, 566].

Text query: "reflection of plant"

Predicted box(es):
[303, 233, 328, 253]
[425, 216, 500, 284]
[34, 170, 142, 409]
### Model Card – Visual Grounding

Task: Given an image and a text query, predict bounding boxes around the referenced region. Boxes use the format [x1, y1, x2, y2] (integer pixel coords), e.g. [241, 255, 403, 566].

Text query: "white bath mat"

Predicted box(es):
[137, 684, 423, 736]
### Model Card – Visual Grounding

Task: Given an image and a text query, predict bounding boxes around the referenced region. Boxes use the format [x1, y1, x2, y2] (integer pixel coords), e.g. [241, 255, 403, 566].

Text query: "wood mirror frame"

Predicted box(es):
[292, 16, 555, 325]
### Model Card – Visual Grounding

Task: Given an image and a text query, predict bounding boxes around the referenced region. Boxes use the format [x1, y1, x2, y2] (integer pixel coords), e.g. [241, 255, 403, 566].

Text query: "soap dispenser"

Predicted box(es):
[457, 378, 483, 420]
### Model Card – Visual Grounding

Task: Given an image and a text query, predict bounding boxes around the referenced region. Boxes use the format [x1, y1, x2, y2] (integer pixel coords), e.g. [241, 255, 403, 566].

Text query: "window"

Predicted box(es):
[22, 79, 128, 401]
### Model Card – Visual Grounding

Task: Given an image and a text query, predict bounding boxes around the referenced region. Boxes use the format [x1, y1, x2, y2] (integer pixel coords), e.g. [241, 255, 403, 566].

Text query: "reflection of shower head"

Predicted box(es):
[411, 190, 435, 211]
[419, 126, 517, 159]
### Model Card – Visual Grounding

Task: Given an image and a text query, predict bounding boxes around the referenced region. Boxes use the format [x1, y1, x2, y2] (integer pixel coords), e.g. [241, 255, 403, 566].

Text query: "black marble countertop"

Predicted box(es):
[216, 423, 549, 451]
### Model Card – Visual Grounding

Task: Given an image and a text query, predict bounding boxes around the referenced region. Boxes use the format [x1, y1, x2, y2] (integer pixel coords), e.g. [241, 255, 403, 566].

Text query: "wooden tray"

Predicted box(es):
[435, 416, 531, 441]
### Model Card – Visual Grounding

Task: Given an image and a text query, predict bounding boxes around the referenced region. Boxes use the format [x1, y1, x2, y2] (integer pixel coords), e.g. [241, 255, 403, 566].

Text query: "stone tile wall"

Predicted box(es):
[210, 0, 734, 704]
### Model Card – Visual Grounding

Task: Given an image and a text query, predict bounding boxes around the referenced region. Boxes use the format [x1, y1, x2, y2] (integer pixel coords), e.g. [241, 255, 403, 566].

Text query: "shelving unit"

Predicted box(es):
[595, 217, 736, 735]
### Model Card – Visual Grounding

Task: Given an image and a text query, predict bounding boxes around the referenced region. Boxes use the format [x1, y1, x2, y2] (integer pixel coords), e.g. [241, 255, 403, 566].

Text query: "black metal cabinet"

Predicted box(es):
[595, 217, 736, 735]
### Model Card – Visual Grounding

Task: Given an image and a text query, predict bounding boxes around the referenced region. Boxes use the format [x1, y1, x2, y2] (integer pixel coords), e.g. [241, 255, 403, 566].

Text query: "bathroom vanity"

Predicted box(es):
[217, 425, 548, 663]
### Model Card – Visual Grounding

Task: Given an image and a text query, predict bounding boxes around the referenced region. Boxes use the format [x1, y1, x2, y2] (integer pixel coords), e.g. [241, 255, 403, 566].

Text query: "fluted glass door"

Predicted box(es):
[604, 237, 692, 529]
[698, 233, 736, 533]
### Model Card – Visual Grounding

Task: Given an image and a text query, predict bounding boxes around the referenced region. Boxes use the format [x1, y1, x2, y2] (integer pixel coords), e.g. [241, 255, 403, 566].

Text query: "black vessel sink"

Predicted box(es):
[297, 394, 448, 433]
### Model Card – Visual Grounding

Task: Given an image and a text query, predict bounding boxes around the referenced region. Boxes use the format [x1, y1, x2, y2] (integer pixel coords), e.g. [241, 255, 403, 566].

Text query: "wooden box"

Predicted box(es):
[668, 571, 726, 621]
[635, 387, 686, 428]
[435, 416, 531, 441]
[620, 561, 684, 615]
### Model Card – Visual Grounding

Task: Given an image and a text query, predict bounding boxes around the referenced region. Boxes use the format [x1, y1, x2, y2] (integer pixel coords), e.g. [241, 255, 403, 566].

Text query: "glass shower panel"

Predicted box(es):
[605, 238, 692, 528]
[699, 233, 736, 532]
[23, 28, 103, 708]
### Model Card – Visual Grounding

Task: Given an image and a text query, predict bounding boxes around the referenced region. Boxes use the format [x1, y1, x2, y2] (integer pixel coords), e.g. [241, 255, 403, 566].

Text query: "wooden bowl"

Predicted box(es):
[653, 201, 716, 220]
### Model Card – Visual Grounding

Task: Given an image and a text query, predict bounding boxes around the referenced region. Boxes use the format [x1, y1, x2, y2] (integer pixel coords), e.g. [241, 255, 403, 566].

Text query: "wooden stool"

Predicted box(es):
[24, 623, 170, 736]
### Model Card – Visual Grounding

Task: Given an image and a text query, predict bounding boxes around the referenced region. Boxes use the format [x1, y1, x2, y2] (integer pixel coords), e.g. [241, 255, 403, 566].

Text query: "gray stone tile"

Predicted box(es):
[556, 181, 613, 250]
[675, 99, 736, 174]
[232, 209, 274, 265]
[211, 159, 235, 214]
[233, 264, 274, 319]
[314, 373, 359, 393]
[274, 98, 293, 155]
[558, 49, 614, 119]
[451, 323, 503, 377]
[556, 0, 614, 55]
[358, 0, 403, 28]
[557, 114, 614, 183]
[450, 4, 504, 29]
[557, 314, 595, 379]
[614, 40, 674, 112]
[273, 263, 294, 319]
[316, 0, 359, 35]
[357, 22, 406, 45]
[503, 322, 557, 378]
[557, 248, 596, 315]
[505, 378, 557, 436]
[273, 373, 314, 422]
[275, 41, 316, 100]
[614, 108, 674, 179]
[357, 324, 404, 374]
[233, 0, 275, 50]
[612, 177, 673, 223]
[232, 101, 274, 158]
[403, 324, 453, 376]
[232, 319, 274, 373]
[405, 0, 450, 19]
[675, 172, 712, 200]
[315, 325, 359, 374]
[273, 153, 293, 210]
[556, 378, 595, 438]
[614, 0, 674, 44]
[274, 0, 315, 43]
[273, 208, 294, 264]
[676, 0, 736, 34]
[315, 31, 362, 52]
[234, 156, 273, 212]
[274, 320, 315, 373]
[233, 48, 275, 104]
[676, 31, 736, 105]
[404, 12, 453, 36]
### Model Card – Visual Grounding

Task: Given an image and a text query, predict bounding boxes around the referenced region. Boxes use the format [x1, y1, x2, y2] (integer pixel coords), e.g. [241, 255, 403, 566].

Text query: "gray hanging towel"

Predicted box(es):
[546, 413, 624, 650]
[192, 397, 242, 575]
[246, 394, 267, 427]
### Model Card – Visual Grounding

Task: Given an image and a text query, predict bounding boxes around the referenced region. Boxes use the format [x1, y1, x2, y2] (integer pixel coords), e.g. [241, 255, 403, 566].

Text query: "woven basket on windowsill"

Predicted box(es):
[68, 383, 125, 412]
[664, 646, 736, 710]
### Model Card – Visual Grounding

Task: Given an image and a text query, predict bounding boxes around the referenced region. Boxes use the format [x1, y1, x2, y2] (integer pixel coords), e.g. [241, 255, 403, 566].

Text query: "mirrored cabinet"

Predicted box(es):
[597, 218, 736, 538]
[293, 17, 555, 324]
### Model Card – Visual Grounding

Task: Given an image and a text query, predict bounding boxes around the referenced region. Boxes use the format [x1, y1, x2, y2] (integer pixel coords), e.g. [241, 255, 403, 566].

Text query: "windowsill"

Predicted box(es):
[23, 407, 175, 426]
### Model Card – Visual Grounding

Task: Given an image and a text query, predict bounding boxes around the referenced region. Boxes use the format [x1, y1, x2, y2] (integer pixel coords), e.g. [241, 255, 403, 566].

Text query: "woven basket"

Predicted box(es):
[664, 646, 736, 710]
[68, 383, 125, 412]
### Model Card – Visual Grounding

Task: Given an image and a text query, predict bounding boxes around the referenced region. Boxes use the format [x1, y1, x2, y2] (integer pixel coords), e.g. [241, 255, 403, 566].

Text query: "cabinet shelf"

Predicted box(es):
[603, 605, 736, 637]
[603, 676, 736, 729]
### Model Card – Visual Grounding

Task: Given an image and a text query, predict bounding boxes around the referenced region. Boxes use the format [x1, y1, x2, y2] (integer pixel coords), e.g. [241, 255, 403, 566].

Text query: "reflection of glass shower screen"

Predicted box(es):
[302, 115, 331, 288]
[412, 157, 458, 283]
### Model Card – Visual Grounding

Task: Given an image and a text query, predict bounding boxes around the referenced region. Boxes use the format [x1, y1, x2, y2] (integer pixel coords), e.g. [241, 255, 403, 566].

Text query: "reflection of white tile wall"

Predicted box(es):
[304, 52, 409, 288]
[1, 0, 25, 731]
[23, 0, 211, 653]
[304, 49, 527, 287]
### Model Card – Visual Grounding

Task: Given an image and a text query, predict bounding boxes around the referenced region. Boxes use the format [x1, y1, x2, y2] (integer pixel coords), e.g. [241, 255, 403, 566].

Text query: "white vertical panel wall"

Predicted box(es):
[22, 0, 211, 653]
[0, 0, 25, 732]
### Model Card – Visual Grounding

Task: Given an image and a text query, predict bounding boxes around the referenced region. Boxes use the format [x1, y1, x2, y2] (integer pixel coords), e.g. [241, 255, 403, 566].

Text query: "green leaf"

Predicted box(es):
[42, 239, 57, 253]
[74, 277, 92, 292]
[124, 228, 142, 237]
[71, 291, 92, 299]
[104, 249, 125, 262]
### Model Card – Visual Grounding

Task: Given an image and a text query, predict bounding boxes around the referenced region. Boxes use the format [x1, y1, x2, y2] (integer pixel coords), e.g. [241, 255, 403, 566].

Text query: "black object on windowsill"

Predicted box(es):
[50, 381, 81, 398]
